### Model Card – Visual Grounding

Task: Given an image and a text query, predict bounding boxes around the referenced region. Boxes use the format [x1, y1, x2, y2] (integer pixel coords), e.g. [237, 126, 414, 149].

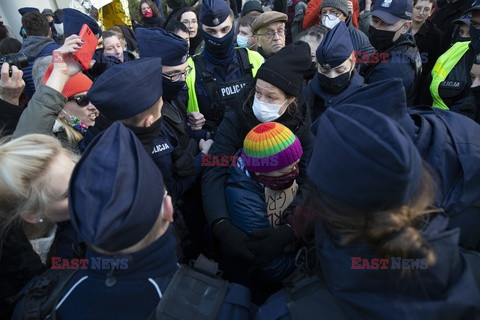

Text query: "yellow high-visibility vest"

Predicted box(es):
[186, 48, 264, 113]
[430, 41, 470, 110]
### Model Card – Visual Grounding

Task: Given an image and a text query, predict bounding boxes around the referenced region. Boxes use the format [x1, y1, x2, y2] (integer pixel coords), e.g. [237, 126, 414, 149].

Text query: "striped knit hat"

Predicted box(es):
[241, 122, 303, 173]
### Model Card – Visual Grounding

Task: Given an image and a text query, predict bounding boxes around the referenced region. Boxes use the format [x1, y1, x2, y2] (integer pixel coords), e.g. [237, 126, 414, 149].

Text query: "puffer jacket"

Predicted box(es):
[226, 155, 296, 283]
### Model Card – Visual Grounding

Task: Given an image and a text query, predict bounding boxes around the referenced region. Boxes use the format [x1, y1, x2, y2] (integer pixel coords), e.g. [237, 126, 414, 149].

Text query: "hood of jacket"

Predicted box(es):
[20, 36, 57, 60]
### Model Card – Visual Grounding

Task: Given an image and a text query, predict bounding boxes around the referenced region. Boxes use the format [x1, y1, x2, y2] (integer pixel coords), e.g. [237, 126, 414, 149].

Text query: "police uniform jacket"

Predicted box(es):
[407, 106, 480, 251]
[54, 227, 251, 319]
[255, 215, 480, 320]
[336, 79, 480, 252]
[360, 33, 420, 105]
[305, 70, 365, 121]
[185, 48, 264, 136]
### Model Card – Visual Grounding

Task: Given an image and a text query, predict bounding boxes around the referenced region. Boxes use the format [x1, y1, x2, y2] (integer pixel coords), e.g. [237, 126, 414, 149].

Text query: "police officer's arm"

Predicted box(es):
[13, 35, 83, 139]
[202, 112, 256, 262]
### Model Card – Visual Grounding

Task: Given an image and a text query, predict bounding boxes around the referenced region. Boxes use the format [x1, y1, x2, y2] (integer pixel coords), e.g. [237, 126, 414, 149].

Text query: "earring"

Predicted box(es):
[38, 218, 44, 223]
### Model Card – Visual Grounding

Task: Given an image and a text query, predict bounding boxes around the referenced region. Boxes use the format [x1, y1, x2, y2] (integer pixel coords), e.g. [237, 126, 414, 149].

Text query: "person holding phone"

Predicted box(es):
[13, 35, 98, 153]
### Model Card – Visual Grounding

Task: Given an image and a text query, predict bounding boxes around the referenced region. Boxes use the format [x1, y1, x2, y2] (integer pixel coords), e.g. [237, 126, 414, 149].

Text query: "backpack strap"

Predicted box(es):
[192, 55, 223, 104]
[237, 48, 253, 82]
[152, 254, 229, 320]
[14, 268, 78, 320]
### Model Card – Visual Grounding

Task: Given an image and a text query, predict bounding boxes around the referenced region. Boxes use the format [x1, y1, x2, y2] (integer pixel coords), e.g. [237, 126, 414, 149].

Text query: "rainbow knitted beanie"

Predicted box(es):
[241, 122, 303, 173]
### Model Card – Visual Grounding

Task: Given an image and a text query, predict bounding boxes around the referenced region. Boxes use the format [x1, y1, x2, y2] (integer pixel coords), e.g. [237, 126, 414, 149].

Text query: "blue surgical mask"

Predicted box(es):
[252, 95, 287, 122]
[236, 34, 250, 48]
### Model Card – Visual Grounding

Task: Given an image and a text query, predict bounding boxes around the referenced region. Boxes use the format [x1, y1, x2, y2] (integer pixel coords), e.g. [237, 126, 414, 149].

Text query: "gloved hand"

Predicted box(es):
[213, 219, 256, 262]
[246, 225, 295, 268]
[172, 147, 195, 177]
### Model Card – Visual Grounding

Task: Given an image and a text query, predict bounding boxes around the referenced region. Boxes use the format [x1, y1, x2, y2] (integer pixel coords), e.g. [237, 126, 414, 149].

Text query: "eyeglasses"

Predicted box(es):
[162, 66, 192, 82]
[68, 95, 90, 107]
[256, 28, 286, 39]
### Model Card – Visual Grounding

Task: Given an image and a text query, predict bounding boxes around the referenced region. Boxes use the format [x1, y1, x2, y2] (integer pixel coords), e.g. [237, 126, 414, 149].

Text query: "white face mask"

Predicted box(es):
[321, 14, 341, 29]
[236, 35, 250, 48]
[252, 95, 287, 122]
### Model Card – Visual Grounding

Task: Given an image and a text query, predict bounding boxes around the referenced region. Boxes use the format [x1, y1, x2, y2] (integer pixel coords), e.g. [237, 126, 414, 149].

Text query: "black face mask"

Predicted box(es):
[471, 85, 480, 106]
[317, 69, 353, 94]
[368, 25, 397, 52]
[455, 36, 470, 43]
[469, 25, 480, 53]
[201, 27, 235, 65]
[162, 79, 185, 101]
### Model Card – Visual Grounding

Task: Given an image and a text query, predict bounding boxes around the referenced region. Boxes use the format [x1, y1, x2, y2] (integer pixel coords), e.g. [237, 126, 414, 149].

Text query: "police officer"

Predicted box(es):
[252, 11, 288, 59]
[360, 0, 421, 104]
[53, 122, 251, 319]
[422, 2, 479, 112]
[85, 58, 203, 205]
[255, 101, 480, 320]
[305, 21, 364, 121]
[136, 27, 214, 261]
[185, 0, 264, 138]
[334, 78, 480, 252]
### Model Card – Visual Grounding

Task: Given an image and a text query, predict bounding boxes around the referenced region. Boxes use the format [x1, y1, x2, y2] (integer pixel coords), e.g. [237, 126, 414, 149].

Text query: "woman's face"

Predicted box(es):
[42, 152, 76, 223]
[62, 91, 99, 127]
[412, 1, 433, 24]
[141, 3, 152, 14]
[255, 78, 294, 116]
[181, 11, 198, 38]
[103, 35, 124, 62]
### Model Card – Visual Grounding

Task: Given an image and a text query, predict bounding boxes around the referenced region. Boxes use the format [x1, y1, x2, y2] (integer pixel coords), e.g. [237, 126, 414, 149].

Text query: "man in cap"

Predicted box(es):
[252, 11, 288, 59]
[305, 21, 364, 121]
[136, 27, 214, 261]
[360, 0, 422, 105]
[185, 0, 264, 138]
[53, 122, 251, 319]
[19, 11, 60, 98]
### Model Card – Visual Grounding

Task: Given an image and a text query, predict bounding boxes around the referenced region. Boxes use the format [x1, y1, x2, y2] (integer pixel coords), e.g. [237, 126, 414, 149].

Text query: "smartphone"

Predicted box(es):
[72, 24, 98, 70]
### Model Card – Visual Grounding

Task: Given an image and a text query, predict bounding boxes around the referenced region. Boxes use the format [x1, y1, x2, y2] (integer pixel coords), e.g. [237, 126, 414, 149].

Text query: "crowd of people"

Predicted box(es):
[0, 0, 479, 318]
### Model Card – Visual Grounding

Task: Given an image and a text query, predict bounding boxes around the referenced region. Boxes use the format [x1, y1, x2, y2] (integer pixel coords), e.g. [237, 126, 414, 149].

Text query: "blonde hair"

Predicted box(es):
[59, 119, 84, 144]
[0, 134, 77, 242]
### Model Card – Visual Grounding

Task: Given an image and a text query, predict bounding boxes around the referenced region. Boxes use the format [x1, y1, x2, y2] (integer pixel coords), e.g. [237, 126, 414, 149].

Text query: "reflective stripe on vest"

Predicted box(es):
[185, 48, 264, 113]
[430, 41, 470, 110]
